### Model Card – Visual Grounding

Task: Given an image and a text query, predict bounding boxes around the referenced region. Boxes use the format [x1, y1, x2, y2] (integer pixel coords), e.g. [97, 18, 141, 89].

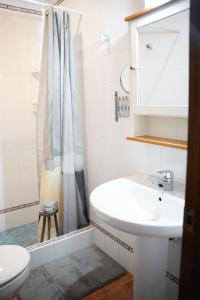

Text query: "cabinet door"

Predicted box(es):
[131, 1, 189, 117]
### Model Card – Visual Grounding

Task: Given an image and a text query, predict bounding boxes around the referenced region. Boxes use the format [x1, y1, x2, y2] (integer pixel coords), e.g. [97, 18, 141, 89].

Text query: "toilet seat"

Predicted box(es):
[0, 245, 30, 287]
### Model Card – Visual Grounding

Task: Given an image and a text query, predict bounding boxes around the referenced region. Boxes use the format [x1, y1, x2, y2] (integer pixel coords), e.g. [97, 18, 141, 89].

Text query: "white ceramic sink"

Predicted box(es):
[90, 174, 185, 238]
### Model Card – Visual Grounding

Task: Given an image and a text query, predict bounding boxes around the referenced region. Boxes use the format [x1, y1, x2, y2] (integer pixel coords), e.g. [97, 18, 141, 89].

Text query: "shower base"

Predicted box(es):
[0, 222, 38, 247]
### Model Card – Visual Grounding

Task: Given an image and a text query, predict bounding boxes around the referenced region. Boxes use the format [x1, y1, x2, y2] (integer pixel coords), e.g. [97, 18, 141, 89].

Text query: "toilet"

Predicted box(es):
[0, 245, 30, 300]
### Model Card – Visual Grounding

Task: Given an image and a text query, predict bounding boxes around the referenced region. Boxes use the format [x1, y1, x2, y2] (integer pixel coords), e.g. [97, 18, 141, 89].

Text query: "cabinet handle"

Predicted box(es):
[130, 65, 135, 70]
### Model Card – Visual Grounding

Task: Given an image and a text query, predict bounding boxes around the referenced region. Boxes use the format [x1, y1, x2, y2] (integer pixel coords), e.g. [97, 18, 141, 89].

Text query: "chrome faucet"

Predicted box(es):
[153, 170, 174, 191]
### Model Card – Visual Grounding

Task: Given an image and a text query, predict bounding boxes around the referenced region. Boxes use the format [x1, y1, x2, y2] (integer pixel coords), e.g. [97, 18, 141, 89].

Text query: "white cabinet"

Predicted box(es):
[129, 0, 189, 117]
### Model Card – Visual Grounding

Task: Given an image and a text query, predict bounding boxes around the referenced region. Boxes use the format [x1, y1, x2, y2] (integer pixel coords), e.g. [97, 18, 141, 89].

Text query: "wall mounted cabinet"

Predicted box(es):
[125, 0, 189, 150]
[128, 0, 189, 117]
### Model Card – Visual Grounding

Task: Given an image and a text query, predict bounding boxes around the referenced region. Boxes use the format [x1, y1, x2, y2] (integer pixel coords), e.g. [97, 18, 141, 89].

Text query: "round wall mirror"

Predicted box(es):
[120, 65, 130, 94]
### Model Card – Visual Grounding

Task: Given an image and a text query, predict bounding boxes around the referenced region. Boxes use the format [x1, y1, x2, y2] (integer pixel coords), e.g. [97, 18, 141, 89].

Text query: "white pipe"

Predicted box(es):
[17, 0, 83, 15]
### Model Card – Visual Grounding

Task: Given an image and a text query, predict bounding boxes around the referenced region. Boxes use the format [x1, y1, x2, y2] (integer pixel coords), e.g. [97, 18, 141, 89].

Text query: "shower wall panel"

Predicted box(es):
[0, 8, 44, 232]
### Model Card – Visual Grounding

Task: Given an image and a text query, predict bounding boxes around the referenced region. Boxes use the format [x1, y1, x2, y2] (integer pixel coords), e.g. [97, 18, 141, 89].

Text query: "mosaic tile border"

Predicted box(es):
[166, 271, 179, 285]
[0, 201, 40, 215]
[27, 225, 93, 251]
[90, 221, 133, 253]
[0, 2, 42, 15]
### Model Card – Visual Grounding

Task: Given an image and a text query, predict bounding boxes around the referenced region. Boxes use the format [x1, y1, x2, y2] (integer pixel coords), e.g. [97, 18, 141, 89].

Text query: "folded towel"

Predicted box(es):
[40, 200, 58, 213]
[44, 200, 57, 208]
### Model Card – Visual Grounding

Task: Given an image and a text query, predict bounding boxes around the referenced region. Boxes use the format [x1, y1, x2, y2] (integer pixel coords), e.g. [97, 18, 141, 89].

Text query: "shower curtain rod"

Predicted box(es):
[19, 0, 83, 16]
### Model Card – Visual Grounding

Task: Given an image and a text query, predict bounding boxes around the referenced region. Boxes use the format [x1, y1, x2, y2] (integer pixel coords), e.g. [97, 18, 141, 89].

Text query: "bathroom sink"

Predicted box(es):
[90, 174, 185, 238]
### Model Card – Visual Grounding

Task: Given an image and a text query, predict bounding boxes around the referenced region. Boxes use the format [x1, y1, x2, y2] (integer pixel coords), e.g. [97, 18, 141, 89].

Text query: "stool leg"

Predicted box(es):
[38, 214, 41, 222]
[41, 216, 46, 242]
[47, 216, 51, 240]
[54, 213, 59, 237]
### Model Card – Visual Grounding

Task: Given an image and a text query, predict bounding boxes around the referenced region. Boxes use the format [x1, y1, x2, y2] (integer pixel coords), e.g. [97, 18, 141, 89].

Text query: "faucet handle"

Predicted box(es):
[157, 170, 174, 180]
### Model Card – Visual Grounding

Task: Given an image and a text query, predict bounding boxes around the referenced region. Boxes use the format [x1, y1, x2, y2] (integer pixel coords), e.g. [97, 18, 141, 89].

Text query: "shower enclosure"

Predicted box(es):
[0, 0, 88, 247]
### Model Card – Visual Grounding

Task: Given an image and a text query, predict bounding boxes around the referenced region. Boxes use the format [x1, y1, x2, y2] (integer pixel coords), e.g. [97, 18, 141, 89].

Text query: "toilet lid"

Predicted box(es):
[0, 245, 30, 286]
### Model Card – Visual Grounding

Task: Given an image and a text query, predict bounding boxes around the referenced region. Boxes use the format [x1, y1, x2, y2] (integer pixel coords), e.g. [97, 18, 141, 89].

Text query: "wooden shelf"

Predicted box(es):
[124, 7, 153, 22]
[124, 1, 174, 22]
[126, 135, 187, 150]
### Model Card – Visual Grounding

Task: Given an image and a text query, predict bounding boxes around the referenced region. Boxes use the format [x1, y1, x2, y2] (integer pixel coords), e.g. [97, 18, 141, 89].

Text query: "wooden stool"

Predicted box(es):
[39, 209, 59, 242]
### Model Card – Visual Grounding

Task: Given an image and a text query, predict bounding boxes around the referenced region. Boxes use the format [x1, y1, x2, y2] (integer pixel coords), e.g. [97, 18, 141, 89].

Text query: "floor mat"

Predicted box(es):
[19, 246, 126, 300]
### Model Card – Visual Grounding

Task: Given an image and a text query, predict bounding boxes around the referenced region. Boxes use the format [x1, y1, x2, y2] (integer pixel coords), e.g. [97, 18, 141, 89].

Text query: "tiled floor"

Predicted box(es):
[82, 272, 133, 300]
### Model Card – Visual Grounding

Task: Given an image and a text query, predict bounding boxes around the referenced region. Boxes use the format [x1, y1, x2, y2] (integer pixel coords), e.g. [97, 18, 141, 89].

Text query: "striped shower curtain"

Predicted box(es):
[37, 5, 88, 234]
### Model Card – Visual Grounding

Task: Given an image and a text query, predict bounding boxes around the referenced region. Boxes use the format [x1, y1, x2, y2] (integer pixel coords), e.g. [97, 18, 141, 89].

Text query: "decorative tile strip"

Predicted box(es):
[0, 3, 42, 15]
[166, 271, 179, 285]
[27, 225, 94, 251]
[90, 221, 134, 253]
[0, 201, 40, 215]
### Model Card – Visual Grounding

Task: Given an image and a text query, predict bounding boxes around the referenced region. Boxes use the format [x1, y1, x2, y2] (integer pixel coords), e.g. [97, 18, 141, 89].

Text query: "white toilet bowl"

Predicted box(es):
[0, 245, 30, 300]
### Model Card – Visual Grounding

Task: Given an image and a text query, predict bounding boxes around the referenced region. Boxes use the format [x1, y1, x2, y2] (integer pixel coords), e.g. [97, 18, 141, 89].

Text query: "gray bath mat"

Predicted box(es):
[19, 246, 126, 300]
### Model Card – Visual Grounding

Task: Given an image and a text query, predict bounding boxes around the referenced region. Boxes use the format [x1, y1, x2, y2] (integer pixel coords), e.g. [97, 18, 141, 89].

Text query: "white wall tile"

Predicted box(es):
[94, 228, 105, 252]
[30, 243, 56, 269]
[30, 228, 94, 267]
[55, 229, 94, 260]
[0, 8, 42, 230]
[117, 230, 136, 249]
[165, 278, 179, 300]
[118, 245, 134, 274]
[93, 225, 135, 273]
[0, 205, 39, 232]
[55, 236, 79, 259]
[104, 235, 119, 262]
[167, 239, 182, 278]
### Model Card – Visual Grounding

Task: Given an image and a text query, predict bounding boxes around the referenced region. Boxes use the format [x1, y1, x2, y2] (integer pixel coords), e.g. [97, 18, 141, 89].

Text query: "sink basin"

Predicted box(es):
[90, 175, 185, 238]
[90, 174, 185, 300]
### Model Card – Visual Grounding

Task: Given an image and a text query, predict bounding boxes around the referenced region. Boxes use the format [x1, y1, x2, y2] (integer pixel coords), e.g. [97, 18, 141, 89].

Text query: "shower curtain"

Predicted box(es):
[37, 6, 88, 234]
